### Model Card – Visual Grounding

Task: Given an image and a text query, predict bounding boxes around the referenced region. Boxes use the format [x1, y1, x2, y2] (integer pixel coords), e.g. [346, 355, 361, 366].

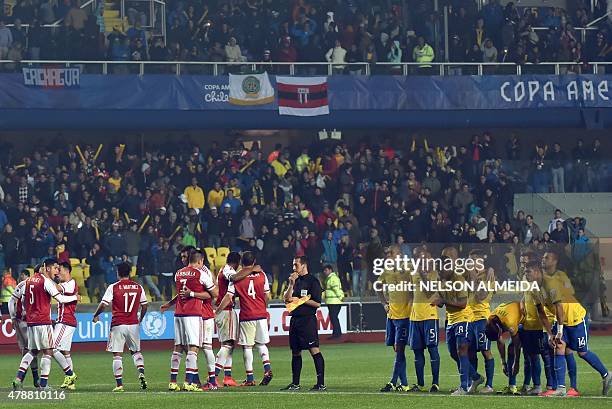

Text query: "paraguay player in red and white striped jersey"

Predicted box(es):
[52, 262, 79, 390]
[8, 269, 39, 387]
[214, 251, 264, 387]
[161, 249, 217, 392]
[12, 258, 80, 391]
[92, 262, 148, 392]
[217, 251, 273, 387]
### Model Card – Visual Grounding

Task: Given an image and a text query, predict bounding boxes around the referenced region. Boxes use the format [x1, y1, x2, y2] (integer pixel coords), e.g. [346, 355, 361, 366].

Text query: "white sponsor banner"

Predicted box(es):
[0, 306, 347, 345]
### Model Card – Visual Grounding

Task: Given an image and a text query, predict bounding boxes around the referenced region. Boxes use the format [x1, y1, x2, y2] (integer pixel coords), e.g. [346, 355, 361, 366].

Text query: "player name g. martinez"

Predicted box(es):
[373, 280, 540, 293]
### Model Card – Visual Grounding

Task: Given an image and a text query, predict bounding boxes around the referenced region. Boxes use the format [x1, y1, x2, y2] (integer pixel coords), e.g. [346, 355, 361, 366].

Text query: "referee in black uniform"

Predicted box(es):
[281, 255, 326, 391]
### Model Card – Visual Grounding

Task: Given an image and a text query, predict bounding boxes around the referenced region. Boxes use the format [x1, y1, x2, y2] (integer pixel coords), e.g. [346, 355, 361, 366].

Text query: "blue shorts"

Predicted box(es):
[520, 329, 547, 354]
[554, 319, 590, 353]
[446, 321, 473, 348]
[386, 318, 410, 347]
[409, 319, 439, 350]
[471, 319, 491, 352]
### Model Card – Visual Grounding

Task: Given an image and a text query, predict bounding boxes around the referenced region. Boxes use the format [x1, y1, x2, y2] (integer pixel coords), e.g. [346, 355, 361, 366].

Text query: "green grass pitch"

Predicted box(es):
[1, 338, 612, 409]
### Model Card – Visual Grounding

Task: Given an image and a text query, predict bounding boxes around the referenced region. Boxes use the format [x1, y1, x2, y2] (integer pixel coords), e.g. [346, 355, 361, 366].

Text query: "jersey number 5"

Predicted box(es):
[29, 285, 35, 305]
[247, 280, 256, 299]
[123, 292, 137, 313]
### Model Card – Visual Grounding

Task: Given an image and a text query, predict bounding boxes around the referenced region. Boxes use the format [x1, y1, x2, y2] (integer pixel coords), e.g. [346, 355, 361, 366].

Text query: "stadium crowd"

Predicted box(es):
[0, 0, 610, 68]
[0, 133, 604, 305]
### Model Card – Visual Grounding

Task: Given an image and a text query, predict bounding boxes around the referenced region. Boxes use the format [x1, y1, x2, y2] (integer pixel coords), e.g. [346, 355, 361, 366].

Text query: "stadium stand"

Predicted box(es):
[0, 133, 606, 303]
[0, 0, 610, 69]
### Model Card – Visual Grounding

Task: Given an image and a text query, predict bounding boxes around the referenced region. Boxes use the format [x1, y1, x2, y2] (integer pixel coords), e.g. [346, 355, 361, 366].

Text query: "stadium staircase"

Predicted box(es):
[102, 0, 129, 33]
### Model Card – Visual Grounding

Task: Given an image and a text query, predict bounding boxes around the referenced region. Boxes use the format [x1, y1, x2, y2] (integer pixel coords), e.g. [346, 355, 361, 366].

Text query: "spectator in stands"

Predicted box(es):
[184, 177, 205, 210]
[65, 0, 88, 31]
[325, 39, 346, 73]
[225, 37, 245, 62]
[85, 242, 106, 301]
[482, 38, 498, 62]
[413, 36, 434, 72]
[0, 19, 12, 60]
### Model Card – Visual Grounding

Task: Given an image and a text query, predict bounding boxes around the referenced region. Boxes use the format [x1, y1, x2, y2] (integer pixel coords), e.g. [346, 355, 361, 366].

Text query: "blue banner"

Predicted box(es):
[1, 74, 611, 111]
[61, 311, 175, 343]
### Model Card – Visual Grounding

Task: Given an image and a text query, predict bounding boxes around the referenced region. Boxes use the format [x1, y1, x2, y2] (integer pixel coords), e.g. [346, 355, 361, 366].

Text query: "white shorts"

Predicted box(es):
[238, 319, 270, 346]
[174, 316, 202, 347]
[215, 309, 239, 343]
[27, 325, 54, 351]
[201, 318, 214, 346]
[107, 324, 141, 353]
[53, 323, 76, 352]
[15, 320, 28, 351]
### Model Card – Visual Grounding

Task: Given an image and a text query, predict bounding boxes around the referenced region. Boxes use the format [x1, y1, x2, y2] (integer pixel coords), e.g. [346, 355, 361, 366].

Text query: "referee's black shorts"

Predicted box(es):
[289, 315, 319, 351]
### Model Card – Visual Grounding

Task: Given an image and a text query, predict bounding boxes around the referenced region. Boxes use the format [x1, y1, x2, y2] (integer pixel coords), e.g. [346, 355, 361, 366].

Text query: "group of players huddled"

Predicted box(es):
[378, 245, 612, 396]
[8, 246, 286, 392]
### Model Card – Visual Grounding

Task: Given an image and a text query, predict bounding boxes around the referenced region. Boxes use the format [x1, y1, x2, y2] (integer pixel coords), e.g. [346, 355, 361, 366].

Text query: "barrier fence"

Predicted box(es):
[2, 60, 612, 76]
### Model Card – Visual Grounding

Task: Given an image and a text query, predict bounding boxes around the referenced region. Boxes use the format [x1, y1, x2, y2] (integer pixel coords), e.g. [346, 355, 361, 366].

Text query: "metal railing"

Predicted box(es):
[3, 60, 612, 76]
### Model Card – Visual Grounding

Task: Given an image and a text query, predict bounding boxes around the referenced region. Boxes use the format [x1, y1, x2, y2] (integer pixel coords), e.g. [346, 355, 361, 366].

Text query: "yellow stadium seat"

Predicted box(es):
[69, 258, 81, 267]
[130, 266, 137, 278]
[215, 256, 227, 271]
[77, 282, 88, 296]
[216, 247, 230, 259]
[72, 265, 84, 278]
[81, 259, 91, 279]
[79, 295, 91, 304]
[203, 247, 217, 264]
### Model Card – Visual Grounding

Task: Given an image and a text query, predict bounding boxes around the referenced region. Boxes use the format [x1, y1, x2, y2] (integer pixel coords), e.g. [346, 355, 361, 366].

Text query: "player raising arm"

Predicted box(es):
[161, 250, 216, 391]
[216, 251, 273, 387]
[53, 262, 80, 390]
[92, 262, 148, 392]
[214, 251, 263, 387]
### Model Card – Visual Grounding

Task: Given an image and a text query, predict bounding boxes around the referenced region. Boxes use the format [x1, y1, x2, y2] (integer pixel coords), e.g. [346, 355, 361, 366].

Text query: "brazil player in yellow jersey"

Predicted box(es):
[466, 249, 495, 394]
[377, 245, 412, 392]
[407, 247, 440, 393]
[518, 248, 554, 394]
[532, 253, 612, 396]
[522, 261, 556, 395]
[431, 249, 483, 395]
[485, 301, 524, 395]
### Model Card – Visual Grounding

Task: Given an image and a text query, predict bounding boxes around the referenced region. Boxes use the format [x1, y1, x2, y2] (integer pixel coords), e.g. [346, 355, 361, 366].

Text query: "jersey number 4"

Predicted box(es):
[123, 292, 138, 313]
[247, 280, 256, 299]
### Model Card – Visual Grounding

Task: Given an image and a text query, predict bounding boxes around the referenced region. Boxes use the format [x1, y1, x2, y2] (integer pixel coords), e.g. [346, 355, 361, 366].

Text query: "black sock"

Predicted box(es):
[312, 352, 325, 386]
[291, 354, 302, 385]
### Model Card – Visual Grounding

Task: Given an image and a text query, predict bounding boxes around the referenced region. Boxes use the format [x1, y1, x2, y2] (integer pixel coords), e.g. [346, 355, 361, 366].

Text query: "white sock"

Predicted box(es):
[65, 354, 73, 372]
[225, 349, 233, 373]
[17, 351, 35, 376]
[215, 345, 230, 373]
[203, 344, 215, 380]
[40, 355, 51, 383]
[243, 346, 254, 378]
[113, 356, 123, 383]
[256, 343, 271, 370]
[53, 350, 71, 374]
[185, 351, 198, 383]
[170, 351, 181, 381]
[132, 352, 145, 374]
